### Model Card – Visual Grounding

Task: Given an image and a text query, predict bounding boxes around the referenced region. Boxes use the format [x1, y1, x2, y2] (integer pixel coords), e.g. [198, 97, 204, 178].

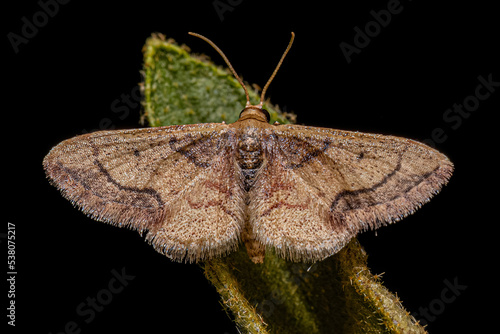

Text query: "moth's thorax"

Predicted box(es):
[237, 126, 264, 191]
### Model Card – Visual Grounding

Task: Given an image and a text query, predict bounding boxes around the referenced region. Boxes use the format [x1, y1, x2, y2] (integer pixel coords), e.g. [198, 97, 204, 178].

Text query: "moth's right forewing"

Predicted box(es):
[249, 125, 453, 262]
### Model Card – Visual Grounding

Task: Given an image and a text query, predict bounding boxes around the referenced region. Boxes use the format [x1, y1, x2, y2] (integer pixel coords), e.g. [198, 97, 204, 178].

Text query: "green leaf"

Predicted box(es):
[142, 33, 427, 334]
[142, 33, 292, 127]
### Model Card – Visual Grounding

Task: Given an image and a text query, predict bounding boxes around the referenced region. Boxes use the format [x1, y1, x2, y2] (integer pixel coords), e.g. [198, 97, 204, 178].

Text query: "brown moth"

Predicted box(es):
[43, 32, 453, 264]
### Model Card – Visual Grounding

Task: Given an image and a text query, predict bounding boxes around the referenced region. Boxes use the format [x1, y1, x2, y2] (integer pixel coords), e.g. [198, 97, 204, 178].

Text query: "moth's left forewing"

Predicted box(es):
[44, 123, 246, 263]
[251, 124, 453, 262]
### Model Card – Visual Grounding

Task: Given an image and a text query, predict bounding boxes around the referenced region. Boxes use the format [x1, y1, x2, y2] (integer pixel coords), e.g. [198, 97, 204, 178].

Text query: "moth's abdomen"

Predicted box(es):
[237, 132, 263, 191]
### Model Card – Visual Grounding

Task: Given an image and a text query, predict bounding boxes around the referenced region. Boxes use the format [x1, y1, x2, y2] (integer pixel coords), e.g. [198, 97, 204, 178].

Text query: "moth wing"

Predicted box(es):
[250, 124, 453, 262]
[43, 123, 245, 262]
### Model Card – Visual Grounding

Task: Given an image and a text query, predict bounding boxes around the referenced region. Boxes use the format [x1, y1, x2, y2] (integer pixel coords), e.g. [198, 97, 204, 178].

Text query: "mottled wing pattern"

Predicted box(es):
[43, 123, 245, 262]
[250, 124, 453, 262]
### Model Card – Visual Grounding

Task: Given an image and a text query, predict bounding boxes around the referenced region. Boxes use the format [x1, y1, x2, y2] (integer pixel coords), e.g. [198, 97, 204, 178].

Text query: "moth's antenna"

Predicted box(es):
[188, 32, 251, 106]
[258, 32, 295, 108]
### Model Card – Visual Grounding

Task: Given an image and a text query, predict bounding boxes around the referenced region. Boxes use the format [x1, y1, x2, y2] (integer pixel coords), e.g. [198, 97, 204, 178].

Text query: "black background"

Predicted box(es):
[4, 1, 498, 333]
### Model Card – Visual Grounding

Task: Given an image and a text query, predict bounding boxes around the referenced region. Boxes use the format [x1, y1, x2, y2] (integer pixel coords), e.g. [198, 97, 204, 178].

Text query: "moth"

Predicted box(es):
[44, 32, 453, 264]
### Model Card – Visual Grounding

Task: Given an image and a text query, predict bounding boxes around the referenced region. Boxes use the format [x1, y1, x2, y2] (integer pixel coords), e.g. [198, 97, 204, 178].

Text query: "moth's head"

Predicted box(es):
[239, 106, 270, 123]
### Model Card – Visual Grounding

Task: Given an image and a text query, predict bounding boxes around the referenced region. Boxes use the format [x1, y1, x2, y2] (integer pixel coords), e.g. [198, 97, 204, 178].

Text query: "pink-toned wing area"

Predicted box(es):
[43, 123, 245, 263]
[250, 124, 453, 262]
